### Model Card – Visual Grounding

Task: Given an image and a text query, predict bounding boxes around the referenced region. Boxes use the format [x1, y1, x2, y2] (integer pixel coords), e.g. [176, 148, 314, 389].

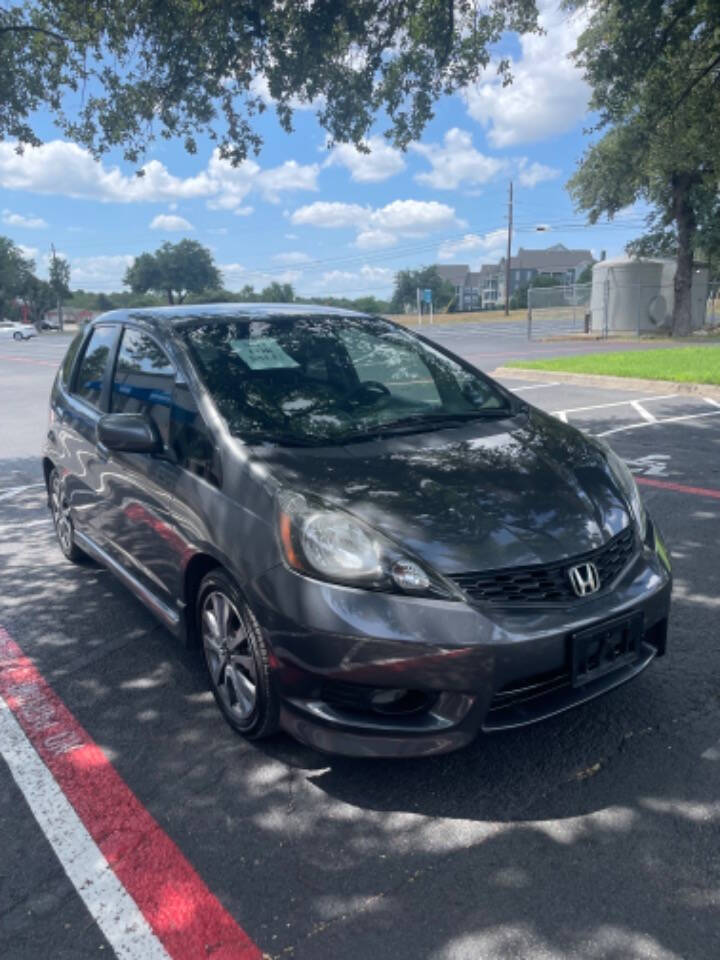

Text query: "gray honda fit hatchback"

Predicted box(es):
[44, 305, 672, 756]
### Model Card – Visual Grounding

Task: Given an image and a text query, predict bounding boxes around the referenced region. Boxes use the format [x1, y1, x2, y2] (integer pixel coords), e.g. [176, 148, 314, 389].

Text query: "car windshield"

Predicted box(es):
[181, 314, 514, 446]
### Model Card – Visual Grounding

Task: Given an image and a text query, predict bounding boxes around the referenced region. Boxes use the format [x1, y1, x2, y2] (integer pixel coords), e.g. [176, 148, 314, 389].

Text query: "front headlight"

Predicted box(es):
[277, 490, 459, 599]
[600, 442, 647, 540]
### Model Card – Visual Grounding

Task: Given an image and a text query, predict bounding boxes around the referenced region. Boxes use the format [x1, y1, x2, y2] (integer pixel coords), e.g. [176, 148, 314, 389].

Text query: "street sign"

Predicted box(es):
[423, 288, 432, 304]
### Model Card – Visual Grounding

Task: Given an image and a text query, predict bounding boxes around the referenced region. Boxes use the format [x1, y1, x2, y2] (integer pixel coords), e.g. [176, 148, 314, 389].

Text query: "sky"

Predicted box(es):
[0, 1, 649, 299]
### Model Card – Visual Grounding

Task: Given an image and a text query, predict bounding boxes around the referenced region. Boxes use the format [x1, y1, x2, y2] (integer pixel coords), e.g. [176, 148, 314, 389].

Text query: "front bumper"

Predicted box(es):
[251, 534, 672, 757]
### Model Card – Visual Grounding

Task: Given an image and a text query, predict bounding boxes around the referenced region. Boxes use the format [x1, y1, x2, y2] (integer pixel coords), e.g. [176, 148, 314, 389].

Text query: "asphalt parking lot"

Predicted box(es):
[1, 331, 720, 960]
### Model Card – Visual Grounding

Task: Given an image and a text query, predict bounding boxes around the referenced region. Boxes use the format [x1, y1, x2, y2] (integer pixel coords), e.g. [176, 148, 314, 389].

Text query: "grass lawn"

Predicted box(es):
[506, 346, 720, 386]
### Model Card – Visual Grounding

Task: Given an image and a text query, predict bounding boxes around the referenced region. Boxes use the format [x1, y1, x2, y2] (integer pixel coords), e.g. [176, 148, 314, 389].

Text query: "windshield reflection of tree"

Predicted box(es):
[184, 317, 505, 443]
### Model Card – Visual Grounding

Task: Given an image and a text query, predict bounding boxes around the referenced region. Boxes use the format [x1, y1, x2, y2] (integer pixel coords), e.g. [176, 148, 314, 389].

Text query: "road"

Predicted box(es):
[1, 330, 719, 960]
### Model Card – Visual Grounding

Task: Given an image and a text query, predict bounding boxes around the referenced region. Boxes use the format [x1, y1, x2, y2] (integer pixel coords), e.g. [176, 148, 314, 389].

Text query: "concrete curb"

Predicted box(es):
[492, 366, 720, 401]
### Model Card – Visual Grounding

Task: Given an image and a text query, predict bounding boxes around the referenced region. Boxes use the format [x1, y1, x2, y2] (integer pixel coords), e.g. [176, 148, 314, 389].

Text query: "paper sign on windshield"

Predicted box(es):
[230, 337, 300, 370]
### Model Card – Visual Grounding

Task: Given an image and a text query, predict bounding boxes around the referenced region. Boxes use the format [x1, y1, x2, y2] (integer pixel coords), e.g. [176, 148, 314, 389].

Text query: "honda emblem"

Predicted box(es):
[568, 562, 601, 597]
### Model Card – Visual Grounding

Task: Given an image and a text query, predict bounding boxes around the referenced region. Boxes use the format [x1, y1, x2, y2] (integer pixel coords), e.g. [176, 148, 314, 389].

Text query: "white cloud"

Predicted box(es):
[149, 214, 194, 231]
[291, 198, 460, 249]
[315, 264, 394, 295]
[219, 263, 303, 290]
[462, 3, 590, 146]
[67, 254, 135, 292]
[233, 205, 254, 217]
[354, 229, 397, 250]
[284, 232, 299, 240]
[17, 244, 39, 261]
[437, 229, 507, 262]
[412, 129, 505, 190]
[249, 74, 323, 112]
[273, 251, 312, 264]
[2, 209, 48, 229]
[324, 136, 405, 183]
[0, 141, 318, 210]
[517, 160, 561, 188]
[291, 202, 367, 229]
[207, 227, 228, 235]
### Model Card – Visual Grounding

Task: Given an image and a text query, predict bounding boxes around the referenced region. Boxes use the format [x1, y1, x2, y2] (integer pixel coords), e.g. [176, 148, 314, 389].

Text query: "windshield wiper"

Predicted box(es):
[340, 408, 514, 441]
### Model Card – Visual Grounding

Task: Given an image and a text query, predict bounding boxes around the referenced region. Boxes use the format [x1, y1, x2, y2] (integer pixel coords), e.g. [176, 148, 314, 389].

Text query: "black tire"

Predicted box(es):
[197, 569, 280, 739]
[13, 331, 22, 341]
[48, 468, 84, 562]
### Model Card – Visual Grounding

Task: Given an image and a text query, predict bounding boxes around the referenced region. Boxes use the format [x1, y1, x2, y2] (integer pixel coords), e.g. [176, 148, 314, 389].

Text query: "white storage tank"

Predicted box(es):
[591, 257, 708, 333]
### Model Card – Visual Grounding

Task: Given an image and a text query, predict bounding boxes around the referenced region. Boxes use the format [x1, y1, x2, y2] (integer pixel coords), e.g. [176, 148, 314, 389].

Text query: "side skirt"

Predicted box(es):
[73, 530, 182, 636]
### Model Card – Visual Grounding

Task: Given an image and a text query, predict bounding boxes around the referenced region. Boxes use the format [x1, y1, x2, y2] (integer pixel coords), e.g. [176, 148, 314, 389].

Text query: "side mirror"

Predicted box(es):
[97, 413, 161, 454]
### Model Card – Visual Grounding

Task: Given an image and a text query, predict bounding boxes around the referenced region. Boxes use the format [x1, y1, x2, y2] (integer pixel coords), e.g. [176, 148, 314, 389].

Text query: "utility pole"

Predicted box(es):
[50, 243, 64, 332]
[504, 180, 513, 317]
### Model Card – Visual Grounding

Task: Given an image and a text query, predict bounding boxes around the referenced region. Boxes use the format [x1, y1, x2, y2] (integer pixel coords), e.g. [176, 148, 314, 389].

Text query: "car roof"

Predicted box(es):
[90, 302, 374, 331]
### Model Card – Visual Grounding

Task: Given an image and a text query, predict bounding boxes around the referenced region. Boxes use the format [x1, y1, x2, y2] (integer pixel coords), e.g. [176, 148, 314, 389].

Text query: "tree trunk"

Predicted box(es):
[671, 172, 697, 337]
[57, 295, 64, 333]
[167, 289, 175, 304]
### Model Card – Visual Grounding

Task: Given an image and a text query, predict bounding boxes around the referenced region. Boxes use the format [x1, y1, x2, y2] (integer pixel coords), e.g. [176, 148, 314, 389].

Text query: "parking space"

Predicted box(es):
[2, 334, 720, 960]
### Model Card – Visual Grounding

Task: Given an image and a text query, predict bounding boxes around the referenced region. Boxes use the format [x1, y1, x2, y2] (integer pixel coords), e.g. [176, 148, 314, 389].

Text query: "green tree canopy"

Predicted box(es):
[124, 240, 222, 304]
[1, 1, 538, 164]
[0, 235, 34, 316]
[391, 266, 456, 313]
[566, 0, 720, 335]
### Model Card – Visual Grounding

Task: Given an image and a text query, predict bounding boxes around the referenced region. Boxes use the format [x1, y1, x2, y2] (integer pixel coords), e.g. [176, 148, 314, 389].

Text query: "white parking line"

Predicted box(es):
[553, 394, 678, 417]
[0, 698, 172, 960]
[597, 408, 720, 437]
[0, 483, 44, 502]
[510, 382, 561, 392]
[631, 400, 657, 423]
[704, 397, 720, 408]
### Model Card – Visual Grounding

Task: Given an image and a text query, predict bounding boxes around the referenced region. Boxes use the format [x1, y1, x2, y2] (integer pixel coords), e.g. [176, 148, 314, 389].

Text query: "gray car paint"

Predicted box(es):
[43, 304, 672, 757]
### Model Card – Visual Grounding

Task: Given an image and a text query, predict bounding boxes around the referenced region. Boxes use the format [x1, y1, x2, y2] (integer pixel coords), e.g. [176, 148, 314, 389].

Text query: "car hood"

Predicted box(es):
[248, 408, 632, 574]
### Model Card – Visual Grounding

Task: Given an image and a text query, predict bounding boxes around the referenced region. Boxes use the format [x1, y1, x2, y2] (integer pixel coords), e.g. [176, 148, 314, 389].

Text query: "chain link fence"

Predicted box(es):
[527, 284, 593, 340]
[527, 279, 719, 340]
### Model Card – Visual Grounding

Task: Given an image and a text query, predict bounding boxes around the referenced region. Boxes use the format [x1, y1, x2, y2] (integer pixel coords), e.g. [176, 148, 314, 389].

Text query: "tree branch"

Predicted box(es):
[0, 24, 67, 44]
[673, 49, 720, 111]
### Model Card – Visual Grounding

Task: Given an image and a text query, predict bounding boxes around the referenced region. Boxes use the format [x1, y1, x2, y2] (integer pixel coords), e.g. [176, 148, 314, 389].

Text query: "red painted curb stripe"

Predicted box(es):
[0, 354, 57, 367]
[636, 476, 720, 500]
[0, 629, 262, 960]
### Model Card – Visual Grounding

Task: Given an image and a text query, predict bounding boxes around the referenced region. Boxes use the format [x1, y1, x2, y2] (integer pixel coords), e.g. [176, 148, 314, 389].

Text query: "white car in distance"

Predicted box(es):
[0, 320, 37, 341]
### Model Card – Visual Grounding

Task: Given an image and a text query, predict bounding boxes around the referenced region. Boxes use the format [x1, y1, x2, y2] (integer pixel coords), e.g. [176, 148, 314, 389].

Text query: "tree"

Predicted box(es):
[566, 0, 720, 335]
[1, 2, 539, 164]
[391, 266, 456, 314]
[510, 273, 566, 310]
[0, 236, 34, 317]
[124, 240, 222, 304]
[260, 282, 295, 303]
[49, 246, 70, 330]
[20, 275, 55, 326]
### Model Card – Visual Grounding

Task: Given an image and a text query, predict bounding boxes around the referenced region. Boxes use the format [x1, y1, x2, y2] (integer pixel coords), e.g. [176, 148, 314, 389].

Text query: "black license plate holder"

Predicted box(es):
[571, 612, 644, 688]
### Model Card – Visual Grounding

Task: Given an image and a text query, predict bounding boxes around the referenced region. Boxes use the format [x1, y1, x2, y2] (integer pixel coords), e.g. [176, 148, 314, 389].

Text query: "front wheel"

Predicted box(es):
[13, 331, 22, 341]
[49, 468, 83, 562]
[197, 569, 280, 739]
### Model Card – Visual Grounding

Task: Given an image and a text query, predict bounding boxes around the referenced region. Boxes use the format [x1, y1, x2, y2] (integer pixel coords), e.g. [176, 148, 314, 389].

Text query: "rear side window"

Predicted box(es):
[111, 328, 175, 444]
[59, 330, 84, 388]
[73, 326, 117, 409]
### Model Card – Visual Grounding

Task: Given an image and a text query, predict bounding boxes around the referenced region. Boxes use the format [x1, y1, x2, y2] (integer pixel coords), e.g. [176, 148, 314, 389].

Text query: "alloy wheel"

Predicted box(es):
[50, 471, 74, 557]
[201, 590, 258, 722]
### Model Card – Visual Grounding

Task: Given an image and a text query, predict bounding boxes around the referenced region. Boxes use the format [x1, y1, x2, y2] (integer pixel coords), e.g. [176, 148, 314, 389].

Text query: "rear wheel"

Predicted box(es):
[13, 331, 22, 341]
[49, 468, 83, 562]
[197, 569, 279, 739]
